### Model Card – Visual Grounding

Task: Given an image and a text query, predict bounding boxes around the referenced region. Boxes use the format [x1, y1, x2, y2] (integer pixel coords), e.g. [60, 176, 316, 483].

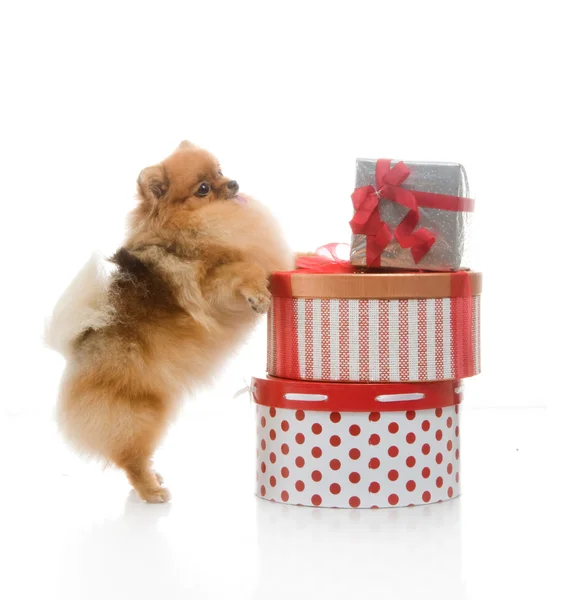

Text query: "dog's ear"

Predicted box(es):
[178, 140, 196, 150]
[137, 164, 169, 203]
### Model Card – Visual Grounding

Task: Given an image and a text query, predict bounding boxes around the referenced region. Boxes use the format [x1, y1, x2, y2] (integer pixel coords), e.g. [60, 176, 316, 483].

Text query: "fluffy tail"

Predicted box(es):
[45, 254, 112, 359]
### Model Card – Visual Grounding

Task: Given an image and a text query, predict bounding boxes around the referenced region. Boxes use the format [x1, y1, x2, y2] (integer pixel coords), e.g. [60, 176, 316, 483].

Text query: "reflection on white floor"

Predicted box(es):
[256, 499, 463, 599]
[0, 404, 551, 600]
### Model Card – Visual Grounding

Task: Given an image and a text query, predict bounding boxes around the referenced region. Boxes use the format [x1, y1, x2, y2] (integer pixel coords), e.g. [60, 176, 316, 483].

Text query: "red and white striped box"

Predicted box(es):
[267, 270, 481, 383]
[254, 376, 462, 509]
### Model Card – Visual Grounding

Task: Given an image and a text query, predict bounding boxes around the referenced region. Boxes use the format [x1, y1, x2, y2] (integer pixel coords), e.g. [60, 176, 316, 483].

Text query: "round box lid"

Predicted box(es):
[252, 376, 462, 412]
[270, 270, 481, 299]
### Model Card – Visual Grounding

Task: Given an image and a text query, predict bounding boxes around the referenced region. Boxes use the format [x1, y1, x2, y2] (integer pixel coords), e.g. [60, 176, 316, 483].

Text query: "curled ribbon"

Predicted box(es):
[295, 243, 354, 273]
[350, 159, 474, 267]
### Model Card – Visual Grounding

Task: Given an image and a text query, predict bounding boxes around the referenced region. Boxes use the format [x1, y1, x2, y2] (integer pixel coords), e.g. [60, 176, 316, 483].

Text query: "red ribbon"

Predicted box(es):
[295, 243, 354, 273]
[350, 159, 475, 267]
[271, 244, 352, 298]
[451, 270, 474, 378]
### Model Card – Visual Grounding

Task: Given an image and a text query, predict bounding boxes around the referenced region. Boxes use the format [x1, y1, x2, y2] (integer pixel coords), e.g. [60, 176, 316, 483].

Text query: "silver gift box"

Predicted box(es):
[351, 159, 472, 271]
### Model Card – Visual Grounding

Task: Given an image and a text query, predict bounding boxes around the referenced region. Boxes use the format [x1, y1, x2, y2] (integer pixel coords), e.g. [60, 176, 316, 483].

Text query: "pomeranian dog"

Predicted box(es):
[46, 140, 293, 502]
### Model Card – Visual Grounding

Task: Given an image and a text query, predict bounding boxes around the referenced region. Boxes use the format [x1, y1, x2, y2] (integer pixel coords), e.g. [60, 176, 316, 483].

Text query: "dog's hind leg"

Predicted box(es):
[59, 374, 172, 504]
[118, 456, 171, 504]
[109, 404, 172, 504]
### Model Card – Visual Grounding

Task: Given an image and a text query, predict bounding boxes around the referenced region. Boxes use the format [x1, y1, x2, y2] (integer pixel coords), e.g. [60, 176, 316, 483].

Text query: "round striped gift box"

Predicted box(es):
[267, 270, 481, 383]
[254, 376, 462, 509]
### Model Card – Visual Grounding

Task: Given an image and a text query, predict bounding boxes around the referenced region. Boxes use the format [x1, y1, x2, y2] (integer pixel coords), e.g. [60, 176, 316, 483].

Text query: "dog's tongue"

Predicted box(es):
[232, 194, 248, 206]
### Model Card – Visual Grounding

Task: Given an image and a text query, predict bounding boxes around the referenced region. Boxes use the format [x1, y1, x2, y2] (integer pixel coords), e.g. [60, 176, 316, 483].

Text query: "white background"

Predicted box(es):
[0, 1, 560, 599]
[1, 0, 562, 414]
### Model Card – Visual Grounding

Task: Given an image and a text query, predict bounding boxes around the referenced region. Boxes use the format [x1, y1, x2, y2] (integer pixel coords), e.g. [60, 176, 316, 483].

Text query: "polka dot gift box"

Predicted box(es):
[267, 270, 481, 383]
[254, 376, 462, 509]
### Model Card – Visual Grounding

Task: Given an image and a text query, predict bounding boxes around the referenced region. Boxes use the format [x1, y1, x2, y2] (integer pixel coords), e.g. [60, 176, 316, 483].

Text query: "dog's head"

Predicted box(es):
[137, 141, 241, 213]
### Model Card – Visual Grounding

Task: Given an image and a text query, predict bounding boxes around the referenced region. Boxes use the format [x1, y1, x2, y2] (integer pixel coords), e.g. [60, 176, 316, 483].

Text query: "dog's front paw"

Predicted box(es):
[241, 285, 272, 314]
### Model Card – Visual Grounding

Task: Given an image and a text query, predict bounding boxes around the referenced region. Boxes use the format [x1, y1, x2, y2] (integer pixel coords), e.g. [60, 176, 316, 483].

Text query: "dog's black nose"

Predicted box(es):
[227, 180, 239, 192]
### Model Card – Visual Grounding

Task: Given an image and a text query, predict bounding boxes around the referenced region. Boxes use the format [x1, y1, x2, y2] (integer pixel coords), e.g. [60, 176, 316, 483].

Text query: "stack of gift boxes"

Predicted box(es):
[254, 158, 482, 509]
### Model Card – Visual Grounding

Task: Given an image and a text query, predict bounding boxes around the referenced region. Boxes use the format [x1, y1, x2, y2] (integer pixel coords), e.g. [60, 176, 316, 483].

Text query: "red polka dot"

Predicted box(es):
[330, 483, 341, 495]
[447, 463, 453, 474]
[455, 449, 460, 460]
[455, 426, 459, 438]
[435, 408, 443, 418]
[388, 422, 399, 434]
[406, 410, 416, 420]
[281, 467, 290, 478]
[447, 440, 453, 451]
[369, 434, 381, 446]
[295, 480, 305, 492]
[436, 453, 443, 464]
[281, 420, 290, 432]
[406, 456, 416, 468]
[260, 485, 266, 496]
[369, 457, 381, 469]
[311, 494, 322, 506]
[330, 459, 341, 470]
[330, 412, 341, 423]
[369, 481, 380, 493]
[455, 405, 459, 414]
[349, 424, 361, 436]
[455, 472, 460, 483]
[422, 444, 431, 455]
[261, 417, 266, 427]
[295, 410, 305, 421]
[436, 476, 443, 488]
[435, 430, 443, 441]
[311, 470, 322, 482]
[270, 476, 276, 487]
[388, 494, 399, 506]
[388, 469, 399, 481]
[311, 446, 322, 458]
[448, 487, 454, 498]
[406, 480, 416, 492]
[349, 472, 361, 484]
[421, 420, 431, 431]
[388, 446, 399, 458]
[406, 432, 416, 444]
[422, 467, 431, 478]
[330, 435, 341, 447]
[260, 439, 266, 451]
[281, 490, 289, 502]
[312, 423, 322, 435]
[269, 407, 276, 418]
[269, 429, 276, 441]
[269, 452, 276, 464]
[295, 433, 305, 445]
[349, 448, 361, 460]
[447, 417, 453, 428]
[369, 412, 381, 422]
[295, 456, 305, 468]
[422, 491, 431, 503]
[260, 462, 266, 473]
[281, 443, 289, 455]
[349, 496, 361, 508]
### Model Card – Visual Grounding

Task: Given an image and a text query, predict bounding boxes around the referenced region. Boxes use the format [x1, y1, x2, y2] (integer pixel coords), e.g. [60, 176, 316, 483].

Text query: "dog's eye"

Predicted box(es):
[195, 183, 211, 197]
[218, 170, 223, 176]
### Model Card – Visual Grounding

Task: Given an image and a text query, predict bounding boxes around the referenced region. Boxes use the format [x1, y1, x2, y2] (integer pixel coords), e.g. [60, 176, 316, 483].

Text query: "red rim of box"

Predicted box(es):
[252, 376, 462, 413]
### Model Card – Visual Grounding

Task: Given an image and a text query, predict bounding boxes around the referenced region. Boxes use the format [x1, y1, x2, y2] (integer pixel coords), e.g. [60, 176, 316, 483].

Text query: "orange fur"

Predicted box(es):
[50, 141, 293, 502]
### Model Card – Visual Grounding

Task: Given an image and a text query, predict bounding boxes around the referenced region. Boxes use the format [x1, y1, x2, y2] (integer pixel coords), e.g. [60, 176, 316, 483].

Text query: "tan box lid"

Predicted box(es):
[270, 270, 482, 299]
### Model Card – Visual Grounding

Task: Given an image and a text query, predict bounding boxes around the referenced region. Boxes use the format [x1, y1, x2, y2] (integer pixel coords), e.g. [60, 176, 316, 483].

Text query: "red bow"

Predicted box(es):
[350, 160, 474, 267]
